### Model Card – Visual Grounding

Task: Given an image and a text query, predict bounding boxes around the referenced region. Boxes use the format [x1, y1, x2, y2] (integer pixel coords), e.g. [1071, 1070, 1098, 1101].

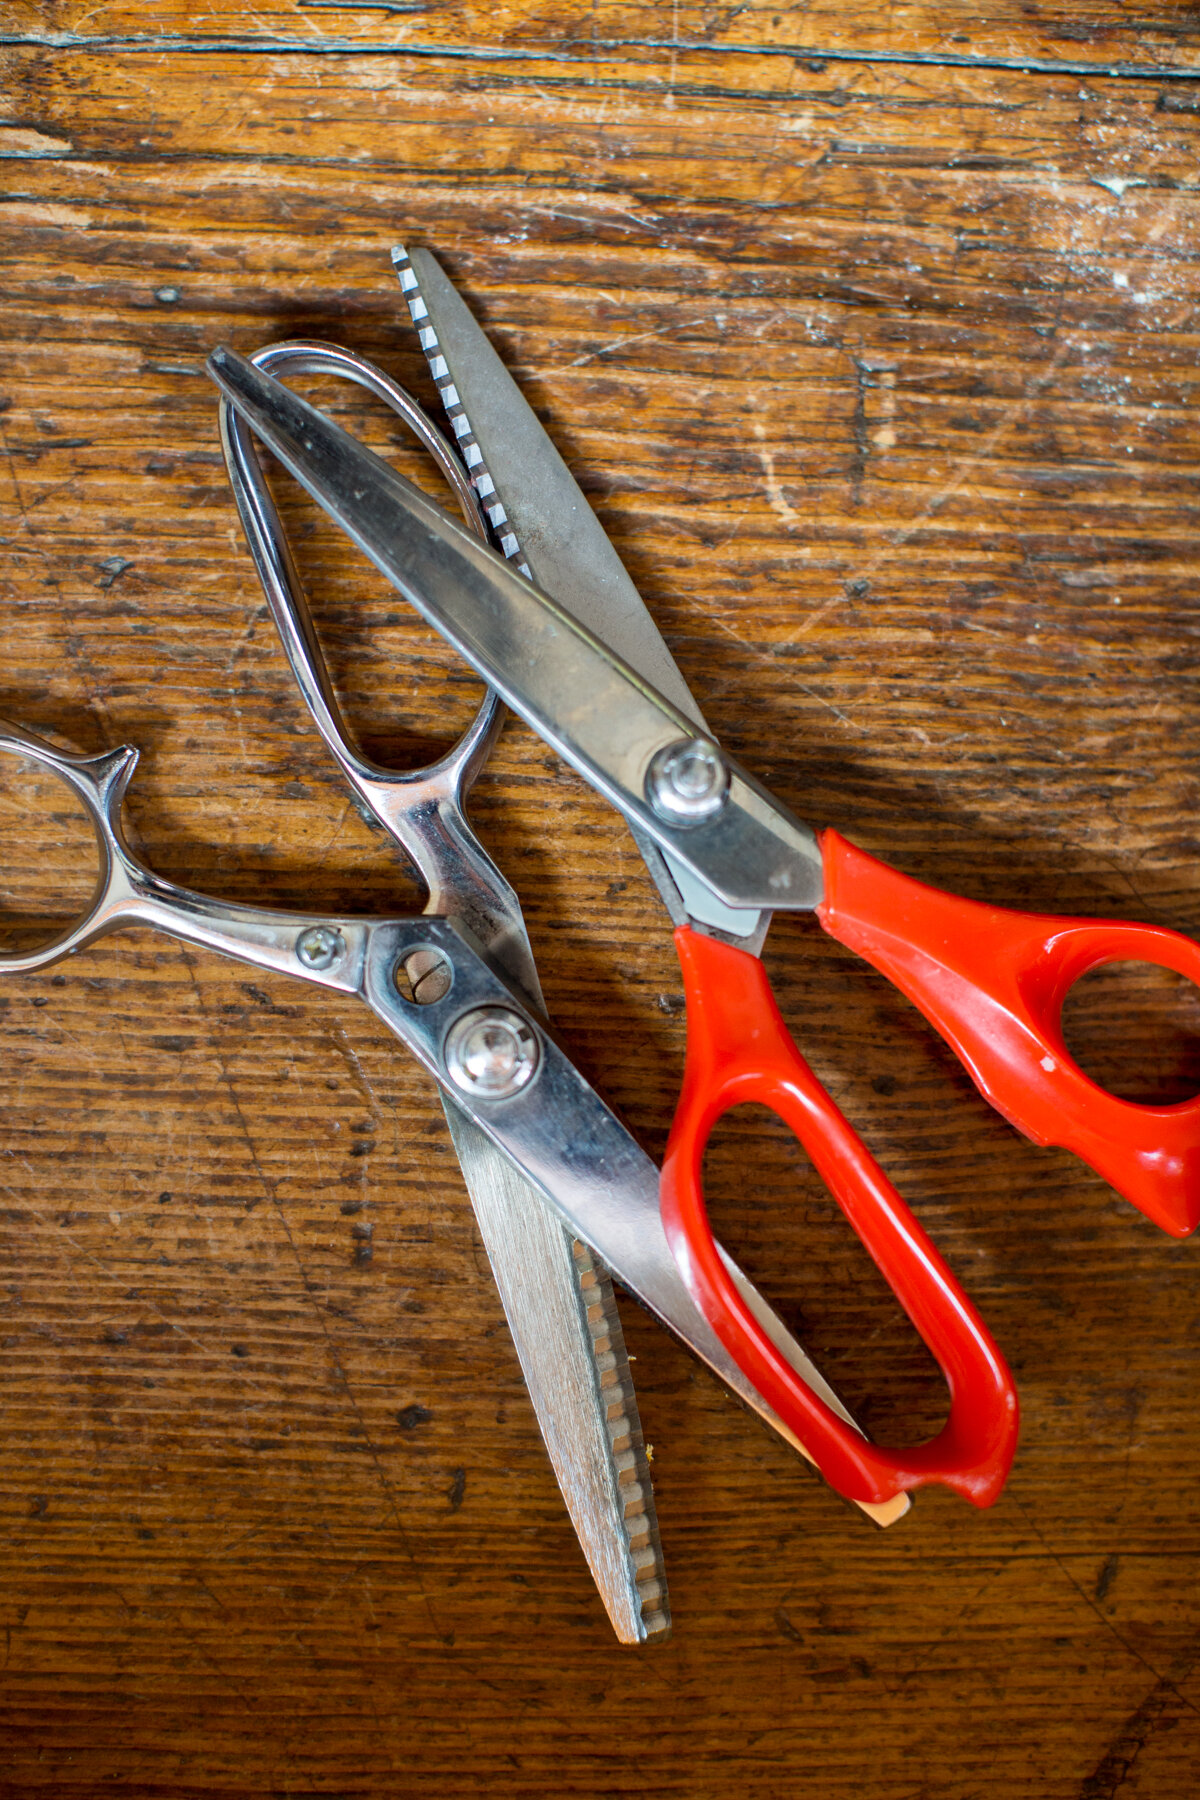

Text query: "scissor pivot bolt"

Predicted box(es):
[296, 925, 344, 971]
[646, 738, 729, 826]
[444, 1006, 539, 1101]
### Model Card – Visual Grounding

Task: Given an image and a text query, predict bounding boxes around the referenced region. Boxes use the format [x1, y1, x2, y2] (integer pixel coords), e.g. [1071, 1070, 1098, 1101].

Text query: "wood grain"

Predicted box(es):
[1, 6, 1199, 1795]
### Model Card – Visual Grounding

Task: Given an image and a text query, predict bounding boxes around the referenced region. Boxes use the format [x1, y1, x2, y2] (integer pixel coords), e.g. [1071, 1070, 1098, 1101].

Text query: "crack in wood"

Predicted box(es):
[1, 31, 1199, 85]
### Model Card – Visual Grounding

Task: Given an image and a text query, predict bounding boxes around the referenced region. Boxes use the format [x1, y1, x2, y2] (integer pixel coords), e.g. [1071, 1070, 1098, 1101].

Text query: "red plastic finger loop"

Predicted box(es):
[817, 830, 1200, 1238]
[660, 926, 1018, 1509]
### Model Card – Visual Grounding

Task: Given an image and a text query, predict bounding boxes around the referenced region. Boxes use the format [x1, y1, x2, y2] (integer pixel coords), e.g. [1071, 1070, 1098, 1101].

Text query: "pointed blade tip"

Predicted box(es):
[206, 343, 261, 413]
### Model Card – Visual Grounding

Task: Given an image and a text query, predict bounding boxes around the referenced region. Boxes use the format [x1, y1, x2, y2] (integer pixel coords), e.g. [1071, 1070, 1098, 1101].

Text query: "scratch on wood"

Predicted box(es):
[1077, 1662, 1191, 1799]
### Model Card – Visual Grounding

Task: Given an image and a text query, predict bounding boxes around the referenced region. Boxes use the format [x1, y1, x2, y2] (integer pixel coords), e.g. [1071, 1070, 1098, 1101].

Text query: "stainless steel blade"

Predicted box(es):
[398, 251, 703, 723]
[442, 1101, 668, 1641]
[440, 982, 670, 1645]
[395, 247, 762, 943]
[438, 940, 670, 1644]
[205, 348, 826, 919]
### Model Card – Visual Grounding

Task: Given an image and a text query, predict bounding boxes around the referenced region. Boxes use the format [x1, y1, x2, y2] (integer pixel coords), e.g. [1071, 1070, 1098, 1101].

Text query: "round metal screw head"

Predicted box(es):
[444, 1006, 540, 1101]
[296, 925, 344, 971]
[645, 737, 730, 826]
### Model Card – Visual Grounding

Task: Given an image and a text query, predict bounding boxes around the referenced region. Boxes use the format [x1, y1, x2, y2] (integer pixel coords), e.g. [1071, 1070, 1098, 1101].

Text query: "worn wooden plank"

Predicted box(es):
[5, 0, 1200, 75]
[1, 8, 1199, 1796]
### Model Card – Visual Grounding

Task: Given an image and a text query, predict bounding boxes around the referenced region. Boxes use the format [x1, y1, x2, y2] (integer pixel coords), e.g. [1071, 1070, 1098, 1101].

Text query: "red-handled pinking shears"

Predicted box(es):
[207, 251, 1196, 1507]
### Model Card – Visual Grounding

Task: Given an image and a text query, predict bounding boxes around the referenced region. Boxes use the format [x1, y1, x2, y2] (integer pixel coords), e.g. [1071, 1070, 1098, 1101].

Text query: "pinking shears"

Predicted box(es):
[210, 248, 1200, 1508]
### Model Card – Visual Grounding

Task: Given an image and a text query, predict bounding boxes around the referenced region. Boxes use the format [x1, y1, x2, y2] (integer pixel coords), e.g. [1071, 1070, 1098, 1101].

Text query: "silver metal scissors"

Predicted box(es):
[0, 342, 899, 1641]
[217, 341, 669, 1643]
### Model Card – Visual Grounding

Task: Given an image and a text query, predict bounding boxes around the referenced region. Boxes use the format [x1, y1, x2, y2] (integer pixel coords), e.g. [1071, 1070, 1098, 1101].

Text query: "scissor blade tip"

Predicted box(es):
[206, 350, 288, 429]
[206, 346, 240, 390]
[206, 345, 258, 390]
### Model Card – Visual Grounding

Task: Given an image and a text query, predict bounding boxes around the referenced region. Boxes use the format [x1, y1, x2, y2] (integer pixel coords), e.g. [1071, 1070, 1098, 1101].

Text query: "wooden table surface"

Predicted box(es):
[2, 4, 1200, 1794]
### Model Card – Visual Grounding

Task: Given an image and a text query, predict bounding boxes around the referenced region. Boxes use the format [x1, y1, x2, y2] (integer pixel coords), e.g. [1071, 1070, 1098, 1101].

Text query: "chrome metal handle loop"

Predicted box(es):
[0, 719, 374, 989]
[219, 342, 500, 805]
[0, 720, 132, 971]
[218, 342, 535, 992]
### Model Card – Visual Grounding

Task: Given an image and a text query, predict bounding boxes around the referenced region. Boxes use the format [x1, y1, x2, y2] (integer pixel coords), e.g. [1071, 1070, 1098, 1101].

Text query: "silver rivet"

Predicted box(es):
[645, 737, 729, 826]
[444, 1007, 540, 1100]
[296, 925, 344, 970]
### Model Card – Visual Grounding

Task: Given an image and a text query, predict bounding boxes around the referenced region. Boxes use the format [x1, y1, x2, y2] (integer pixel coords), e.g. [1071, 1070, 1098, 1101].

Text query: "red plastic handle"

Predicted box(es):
[817, 830, 1200, 1238]
[660, 926, 1018, 1509]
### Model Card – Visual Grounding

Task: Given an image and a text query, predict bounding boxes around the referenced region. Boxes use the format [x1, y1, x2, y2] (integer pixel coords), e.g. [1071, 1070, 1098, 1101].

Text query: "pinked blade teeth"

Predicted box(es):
[440, 1099, 671, 1644]
[391, 245, 533, 579]
[572, 1237, 670, 1642]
